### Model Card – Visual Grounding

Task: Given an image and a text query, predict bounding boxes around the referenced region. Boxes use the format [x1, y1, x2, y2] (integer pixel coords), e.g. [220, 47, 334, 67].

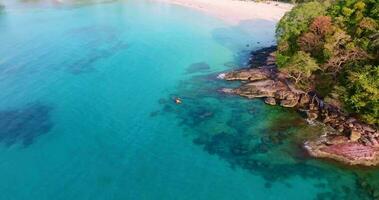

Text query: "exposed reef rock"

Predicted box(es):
[220, 46, 379, 166]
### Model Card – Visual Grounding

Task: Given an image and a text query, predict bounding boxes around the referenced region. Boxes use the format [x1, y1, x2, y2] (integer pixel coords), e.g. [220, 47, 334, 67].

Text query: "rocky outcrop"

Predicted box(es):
[305, 136, 379, 166]
[223, 68, 274, 81]
[220, 46, 379, 166]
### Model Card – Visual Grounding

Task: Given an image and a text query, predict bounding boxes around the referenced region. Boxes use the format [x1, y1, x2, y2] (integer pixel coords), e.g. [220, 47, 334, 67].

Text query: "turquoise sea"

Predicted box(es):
[0, 0, 378, 199]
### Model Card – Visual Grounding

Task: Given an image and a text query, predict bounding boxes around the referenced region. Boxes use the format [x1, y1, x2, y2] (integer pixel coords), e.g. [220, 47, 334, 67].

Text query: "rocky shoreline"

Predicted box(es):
[219, 46, 379, 166]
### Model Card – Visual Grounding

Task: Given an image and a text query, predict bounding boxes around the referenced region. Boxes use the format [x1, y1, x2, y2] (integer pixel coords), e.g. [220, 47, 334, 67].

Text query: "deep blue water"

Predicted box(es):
[0, 1, 378, 199]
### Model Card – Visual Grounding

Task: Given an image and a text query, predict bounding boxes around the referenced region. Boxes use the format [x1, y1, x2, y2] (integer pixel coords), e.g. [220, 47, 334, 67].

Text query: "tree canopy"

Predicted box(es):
[275, 0, 379, 126]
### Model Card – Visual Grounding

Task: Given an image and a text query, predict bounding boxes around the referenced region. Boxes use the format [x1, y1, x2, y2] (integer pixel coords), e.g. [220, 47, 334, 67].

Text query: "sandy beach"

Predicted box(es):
[153, 0, 292, 24]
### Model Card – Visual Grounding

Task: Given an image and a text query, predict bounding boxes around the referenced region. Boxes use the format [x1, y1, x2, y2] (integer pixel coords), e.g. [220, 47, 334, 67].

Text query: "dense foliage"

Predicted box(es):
[256, 0, 316, 3]
[276, 0, 379, 125]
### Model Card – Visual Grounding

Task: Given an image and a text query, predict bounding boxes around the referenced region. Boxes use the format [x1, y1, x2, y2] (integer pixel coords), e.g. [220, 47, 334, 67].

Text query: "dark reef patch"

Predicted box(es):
[185, 62, 211, 74]
[64, 26, 128, 74]
[0, 103, 53, 147]
[65, 41, 128, 74]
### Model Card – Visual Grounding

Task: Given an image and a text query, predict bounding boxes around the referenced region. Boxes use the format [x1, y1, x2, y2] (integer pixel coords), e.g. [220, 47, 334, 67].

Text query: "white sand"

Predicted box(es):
[152, 0, 292, 24]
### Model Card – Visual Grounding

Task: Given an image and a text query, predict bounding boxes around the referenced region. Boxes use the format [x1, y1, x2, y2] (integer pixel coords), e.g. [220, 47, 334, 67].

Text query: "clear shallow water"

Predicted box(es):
[0, 1, 378, 200]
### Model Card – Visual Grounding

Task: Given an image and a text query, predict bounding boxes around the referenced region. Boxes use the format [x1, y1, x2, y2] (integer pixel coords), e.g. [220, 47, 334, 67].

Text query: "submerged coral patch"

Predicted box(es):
[64, 26, 128, 74]
[0, 103, 53, 147]
[185, 62, 210, 74]
[65, 41, 128, 74]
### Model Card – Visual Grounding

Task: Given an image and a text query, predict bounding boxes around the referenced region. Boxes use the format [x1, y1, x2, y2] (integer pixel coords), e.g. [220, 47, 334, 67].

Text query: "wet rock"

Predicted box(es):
[264, 97, 276, 105]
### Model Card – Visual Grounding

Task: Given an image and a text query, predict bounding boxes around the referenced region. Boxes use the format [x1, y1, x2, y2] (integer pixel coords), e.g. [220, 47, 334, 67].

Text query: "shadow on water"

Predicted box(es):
[0, 102, 53, 147]
[153, 64, 379, 199]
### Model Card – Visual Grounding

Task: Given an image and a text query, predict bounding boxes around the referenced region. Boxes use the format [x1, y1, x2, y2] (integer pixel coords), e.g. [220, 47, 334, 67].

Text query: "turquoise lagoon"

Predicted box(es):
[0, 1, 378, 199]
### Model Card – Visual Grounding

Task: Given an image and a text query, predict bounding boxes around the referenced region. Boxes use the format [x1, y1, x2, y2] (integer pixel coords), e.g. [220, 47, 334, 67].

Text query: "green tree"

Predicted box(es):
[276, 1, 329, 56]
[343, 65, 379, 125]
[279, 51, 319, 89]
[274, 0, 379, 125]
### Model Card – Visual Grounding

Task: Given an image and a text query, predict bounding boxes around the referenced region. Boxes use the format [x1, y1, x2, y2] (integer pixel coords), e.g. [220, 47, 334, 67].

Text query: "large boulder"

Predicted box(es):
[224, 68, 271, 81]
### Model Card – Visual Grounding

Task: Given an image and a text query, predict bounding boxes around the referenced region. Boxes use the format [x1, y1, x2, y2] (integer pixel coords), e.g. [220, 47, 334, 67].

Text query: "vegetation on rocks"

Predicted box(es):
[275, 0, 379, 126]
